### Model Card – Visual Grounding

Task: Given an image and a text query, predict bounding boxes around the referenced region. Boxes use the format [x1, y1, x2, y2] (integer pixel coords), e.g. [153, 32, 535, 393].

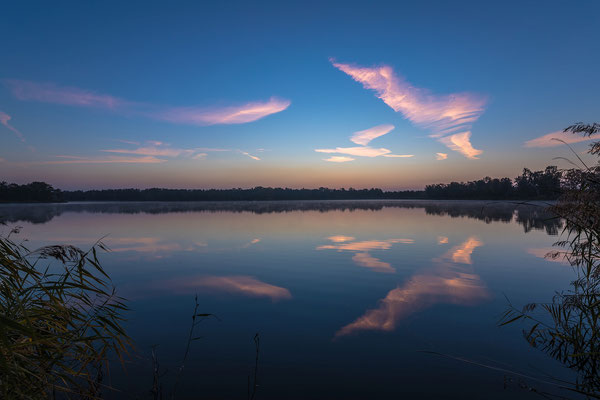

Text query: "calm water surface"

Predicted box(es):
[0, 201, 579, 399]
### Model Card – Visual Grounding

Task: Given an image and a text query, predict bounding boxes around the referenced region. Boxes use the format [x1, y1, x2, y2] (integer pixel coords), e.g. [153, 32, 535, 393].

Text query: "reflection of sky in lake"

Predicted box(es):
[0, 201, 579, 399]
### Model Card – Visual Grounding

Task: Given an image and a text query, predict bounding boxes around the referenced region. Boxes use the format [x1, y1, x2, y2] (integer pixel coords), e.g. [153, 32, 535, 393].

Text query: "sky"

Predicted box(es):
[1, 0, 599, 190]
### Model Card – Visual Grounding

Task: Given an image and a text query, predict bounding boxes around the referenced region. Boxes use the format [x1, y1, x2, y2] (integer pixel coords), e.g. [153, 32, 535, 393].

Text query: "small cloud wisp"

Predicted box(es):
[0, 111, 25, 141]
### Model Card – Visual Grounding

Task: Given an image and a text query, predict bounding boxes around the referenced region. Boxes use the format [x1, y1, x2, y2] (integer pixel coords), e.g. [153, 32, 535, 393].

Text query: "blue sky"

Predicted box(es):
[1, 0, 599, 189]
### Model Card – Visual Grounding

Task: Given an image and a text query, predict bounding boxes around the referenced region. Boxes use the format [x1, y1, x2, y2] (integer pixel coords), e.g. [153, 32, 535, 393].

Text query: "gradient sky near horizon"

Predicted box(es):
[1, 0, 599, 190]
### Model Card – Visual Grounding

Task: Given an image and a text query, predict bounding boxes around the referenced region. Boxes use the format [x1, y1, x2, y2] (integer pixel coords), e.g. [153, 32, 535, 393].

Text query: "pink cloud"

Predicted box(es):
[102, 146, 195, 157]
[350, 124, 395, 145]
[0, 111, 25, 141]
[436, 152, 448, 160]
[438, 131, 482, 159]
[174, 275, 292, 301]
[444, 237, 483, 264]
[4, 79, 290, 126]
[324, 156, 355, 162]
[5, 79, 128, 109]
[352, 252, 395, 273]
[317, 238, 414, 252]
[36, 155, 167, 164]
[331, 60, 487, 158]
[315, 146, 392, 157]
[240, 151, 261, 160]
[327, 235, 356, 242]
[159, 97, 291, 125]
[524, 130, 595, 148]
[316, 124, 412, 161]
[336, 237, 488, 337]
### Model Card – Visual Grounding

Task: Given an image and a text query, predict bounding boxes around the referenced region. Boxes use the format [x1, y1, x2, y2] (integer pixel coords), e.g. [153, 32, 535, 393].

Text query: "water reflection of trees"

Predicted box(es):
[0, 200, 560, 233]
[501, 123, 600, 399]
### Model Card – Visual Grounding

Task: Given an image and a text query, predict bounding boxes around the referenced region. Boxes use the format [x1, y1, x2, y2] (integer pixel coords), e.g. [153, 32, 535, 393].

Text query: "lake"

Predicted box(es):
[0, 200, 580, 399]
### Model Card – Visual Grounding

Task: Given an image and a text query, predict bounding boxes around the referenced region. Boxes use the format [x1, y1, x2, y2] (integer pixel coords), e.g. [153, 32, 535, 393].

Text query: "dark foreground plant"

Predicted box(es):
[500, 122, 600, 399]
[0, 228, 131, 399]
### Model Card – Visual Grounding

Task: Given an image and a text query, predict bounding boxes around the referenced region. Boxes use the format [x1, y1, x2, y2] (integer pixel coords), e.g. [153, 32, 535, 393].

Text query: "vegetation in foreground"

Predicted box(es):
[501, 123, 600, 399]
[0, 229, 130, 399]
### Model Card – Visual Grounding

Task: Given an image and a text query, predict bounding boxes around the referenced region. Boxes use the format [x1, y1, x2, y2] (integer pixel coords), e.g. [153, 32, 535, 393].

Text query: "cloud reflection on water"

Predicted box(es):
[336, 236, 488, 337]
[164, 275, 292, 302]
[317, 237, 414, 273]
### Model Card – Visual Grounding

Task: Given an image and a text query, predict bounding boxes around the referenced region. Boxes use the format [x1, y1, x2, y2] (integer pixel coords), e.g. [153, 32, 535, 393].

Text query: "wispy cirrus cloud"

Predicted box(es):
[331, 60, 486, 159]
[3, 79, 290, 126]
[350, 124, 395, 145]
[316, 146, 392, 158]
[103, 141, 260, 161]
[524, 130, 594, 148]
[0, 111, 25, 141]
[324, 156, 355, 163]
[439, 131, 482, 159]
[436, 152, 448, 160]
[5, 80, 128, 108]
[158, 97, 291, 125]
[239, 151, 261, 161]
[102, 144, 197, 157]
[316, 124, 413, 162]
[36, 155, 167, 164]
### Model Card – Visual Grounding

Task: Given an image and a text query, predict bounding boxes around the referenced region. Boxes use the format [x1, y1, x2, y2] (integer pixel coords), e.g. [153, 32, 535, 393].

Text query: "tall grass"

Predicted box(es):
[500, 123, 600, 399]
[0, 228, 131, 399]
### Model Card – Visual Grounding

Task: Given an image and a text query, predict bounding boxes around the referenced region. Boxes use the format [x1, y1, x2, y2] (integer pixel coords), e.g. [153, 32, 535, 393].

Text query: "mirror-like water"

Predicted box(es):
[0, 200, 577, 399]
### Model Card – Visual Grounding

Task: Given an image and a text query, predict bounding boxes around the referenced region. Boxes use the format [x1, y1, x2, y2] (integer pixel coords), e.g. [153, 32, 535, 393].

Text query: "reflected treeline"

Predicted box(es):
[500, 123, 600, 398]
[0, 200, 561, 233]
[418, 201, 562, 235]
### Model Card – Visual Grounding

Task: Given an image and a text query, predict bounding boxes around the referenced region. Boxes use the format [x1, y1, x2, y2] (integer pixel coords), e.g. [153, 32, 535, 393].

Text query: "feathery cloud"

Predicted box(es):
[37, 155, 167, 164]
[0, 111, 25, 141]
[316, 123, 412, 161]
[316, 146, 392, 157]
[324, 156, 355, 162]
[4, 79, 290, 126]
[331, 61, 486, 135]
[159, 97, 291, 125]
[350, 124, 394, 145]
[438, 131, 482, 159]
[524, 130, 595, 148]
[331, 60, 486, 158]
[5, 80, 128, 108]
[240, 151, 261, 160]
[436, 152, 448, 160]
[103, 142, 259, 161]
[102, 144, 197, 157]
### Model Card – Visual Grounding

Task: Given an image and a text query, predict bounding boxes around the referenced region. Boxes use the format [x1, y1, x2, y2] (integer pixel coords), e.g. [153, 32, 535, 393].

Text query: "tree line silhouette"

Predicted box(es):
[0, 165, 563, 203]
